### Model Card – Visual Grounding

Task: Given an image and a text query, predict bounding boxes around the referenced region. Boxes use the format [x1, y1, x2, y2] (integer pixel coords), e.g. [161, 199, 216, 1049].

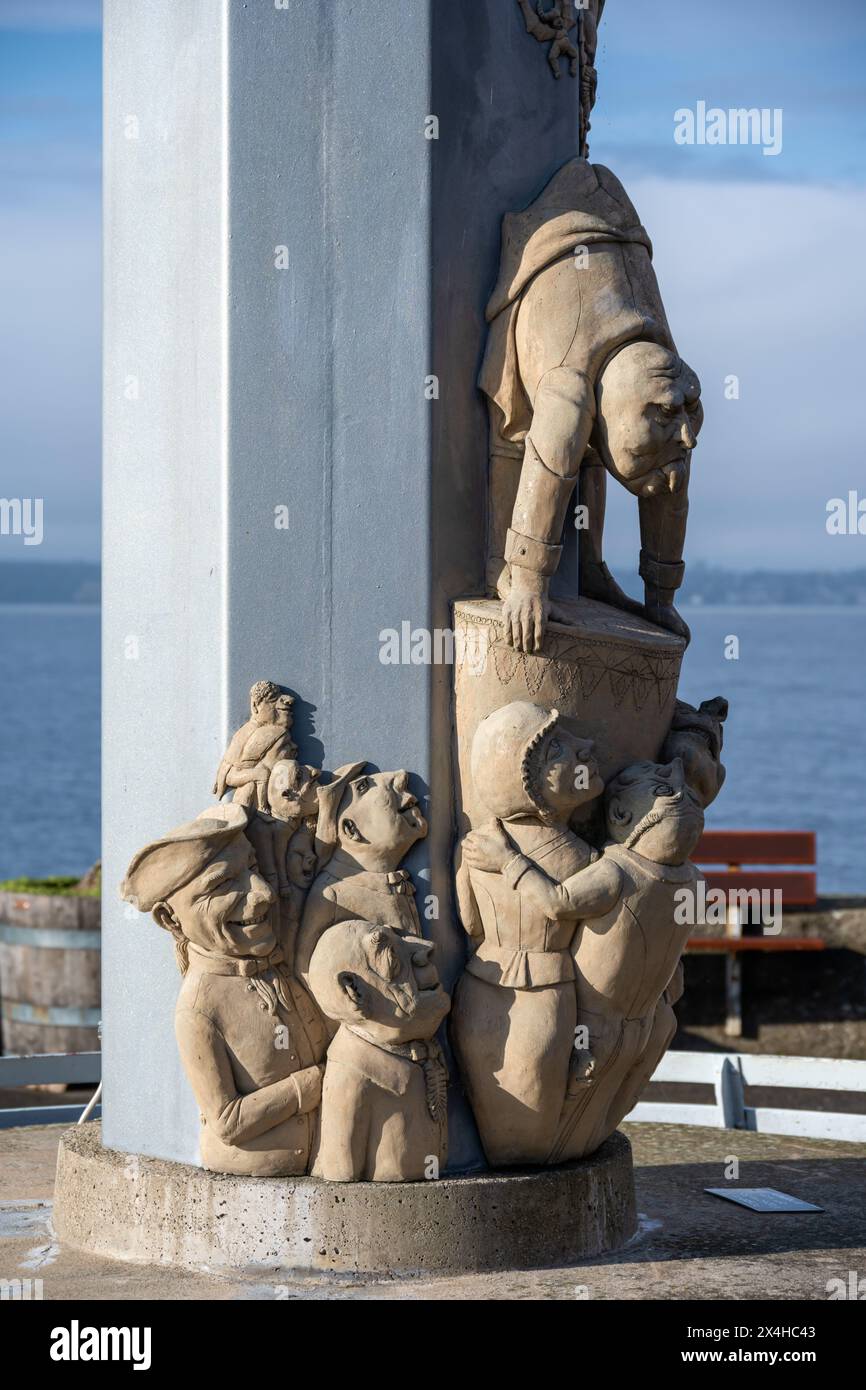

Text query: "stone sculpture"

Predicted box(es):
[245, 758, 319, 896]
[551, 757, 706, 1160]
[295, 763, 429, 983]
[281, 824, 318, 945]
[479, 158, 703, 653]
[516, 0, 605, 154]
[517, 0, 580, 80]
[119, 21, 727, 1194]
[576, 0, 605, 155]
[307, 920, 450, 1181]
[120, 804, 325, 1177]
[451, 701, 609, 1165]
[87, 8, 739, 1291]
[123, 677, 449, 1184]
[213, 680, 298, 812]
[661, 696, 728, 808]
[453, 711, 709, 1166]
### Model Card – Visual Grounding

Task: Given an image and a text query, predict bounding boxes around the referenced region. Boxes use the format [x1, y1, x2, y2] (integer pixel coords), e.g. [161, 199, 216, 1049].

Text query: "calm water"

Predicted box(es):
[0, 604, 863, 892]
[678, 606, 866, 895]
[0, 605, 100, 881]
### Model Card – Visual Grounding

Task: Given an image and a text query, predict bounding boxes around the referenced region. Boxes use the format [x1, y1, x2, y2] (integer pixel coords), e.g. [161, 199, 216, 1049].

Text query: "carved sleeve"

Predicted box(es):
[502, 853, 623, 921]
[175, 1008, 310, 1146]
[508, 367, 596, 573]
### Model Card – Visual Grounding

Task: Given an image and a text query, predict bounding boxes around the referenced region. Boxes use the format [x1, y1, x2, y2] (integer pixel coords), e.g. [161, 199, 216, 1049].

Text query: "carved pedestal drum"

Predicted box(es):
[454, 597, 685, 831]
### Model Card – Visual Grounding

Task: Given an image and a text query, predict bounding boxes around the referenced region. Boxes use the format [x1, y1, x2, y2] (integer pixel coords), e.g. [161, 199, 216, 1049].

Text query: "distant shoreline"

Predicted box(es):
[0, 561, 100, 605]
[0, 561, 864, 608]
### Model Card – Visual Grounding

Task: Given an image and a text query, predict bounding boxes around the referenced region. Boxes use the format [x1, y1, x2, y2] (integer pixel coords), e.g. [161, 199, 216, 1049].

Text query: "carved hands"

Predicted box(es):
[501, 568, 549, 654]
[462, 818, 515, 875]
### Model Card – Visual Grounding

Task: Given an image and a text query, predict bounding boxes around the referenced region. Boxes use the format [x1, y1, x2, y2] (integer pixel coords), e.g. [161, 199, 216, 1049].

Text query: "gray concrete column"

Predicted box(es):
[103, 0, 580, 1167]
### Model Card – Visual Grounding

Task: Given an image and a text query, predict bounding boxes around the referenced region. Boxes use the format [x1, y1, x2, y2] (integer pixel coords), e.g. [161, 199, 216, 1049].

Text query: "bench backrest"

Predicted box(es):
[694, 830, 816, 908]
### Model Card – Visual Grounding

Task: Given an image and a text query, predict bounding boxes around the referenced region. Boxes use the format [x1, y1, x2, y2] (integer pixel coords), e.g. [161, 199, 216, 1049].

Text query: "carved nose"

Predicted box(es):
[248, 879, 276, 909]
[680, 418, 697, 450]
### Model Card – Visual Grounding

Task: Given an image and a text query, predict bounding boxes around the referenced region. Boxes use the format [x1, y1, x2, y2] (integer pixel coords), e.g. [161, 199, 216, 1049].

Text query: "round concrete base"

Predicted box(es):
[55, 1123, 637, 1276]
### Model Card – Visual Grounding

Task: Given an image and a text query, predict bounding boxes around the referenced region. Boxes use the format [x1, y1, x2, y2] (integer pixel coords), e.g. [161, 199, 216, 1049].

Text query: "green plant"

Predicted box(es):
[0, 875, 100, 898]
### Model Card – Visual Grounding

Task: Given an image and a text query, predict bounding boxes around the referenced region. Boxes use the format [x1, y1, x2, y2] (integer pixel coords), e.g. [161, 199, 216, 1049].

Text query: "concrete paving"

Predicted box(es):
[1, 1121, 864, 1300]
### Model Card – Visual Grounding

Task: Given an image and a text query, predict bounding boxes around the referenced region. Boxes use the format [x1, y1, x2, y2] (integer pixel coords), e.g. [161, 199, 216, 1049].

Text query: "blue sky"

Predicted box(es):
[0, 0, 100, 561]
[0, 0, 864, 568]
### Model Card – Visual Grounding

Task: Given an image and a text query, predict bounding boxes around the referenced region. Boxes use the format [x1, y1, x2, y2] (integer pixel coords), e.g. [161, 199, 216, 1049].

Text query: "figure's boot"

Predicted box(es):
[640, 555, 691, 644]
[638, 472, 691, 644]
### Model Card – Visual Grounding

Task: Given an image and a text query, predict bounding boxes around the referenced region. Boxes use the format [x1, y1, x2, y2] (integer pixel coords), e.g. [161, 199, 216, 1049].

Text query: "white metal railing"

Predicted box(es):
[0, 1051, 101, 1129]
[626, 1051, 866, 1142]
[2, 1048, 865, 1142]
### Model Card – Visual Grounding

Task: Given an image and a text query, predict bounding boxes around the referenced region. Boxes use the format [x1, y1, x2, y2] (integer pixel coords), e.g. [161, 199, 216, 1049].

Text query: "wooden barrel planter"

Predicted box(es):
[0, 886, 100, 1055]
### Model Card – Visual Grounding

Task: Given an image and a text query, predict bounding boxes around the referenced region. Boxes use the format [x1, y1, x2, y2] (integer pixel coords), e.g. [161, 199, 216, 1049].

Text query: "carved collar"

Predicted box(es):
[328, 1025, 415, 1095]
[604, 843, 697, 883]
[323, 850, 415, 896]
[186, 942, 286, 978]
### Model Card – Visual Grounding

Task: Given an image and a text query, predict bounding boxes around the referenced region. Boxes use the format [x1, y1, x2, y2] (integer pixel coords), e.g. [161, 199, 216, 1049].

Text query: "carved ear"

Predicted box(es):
[337, 971, 365, 1010]
[152, 901, 181, 934]
[608, 799, 631, 828]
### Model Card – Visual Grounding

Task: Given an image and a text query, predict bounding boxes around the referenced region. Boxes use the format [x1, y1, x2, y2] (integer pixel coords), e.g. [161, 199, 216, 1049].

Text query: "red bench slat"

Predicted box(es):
[686, 937, 825, 953]
[695, 831, 815, 866]
[701, 870, 817, 907]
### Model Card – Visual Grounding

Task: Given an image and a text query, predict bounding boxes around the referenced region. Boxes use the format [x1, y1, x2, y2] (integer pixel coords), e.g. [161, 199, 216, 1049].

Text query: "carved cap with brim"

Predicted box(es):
[471, 702, 560, 823]
[120, 802, 250, 913]
[313, 761, 367, 867]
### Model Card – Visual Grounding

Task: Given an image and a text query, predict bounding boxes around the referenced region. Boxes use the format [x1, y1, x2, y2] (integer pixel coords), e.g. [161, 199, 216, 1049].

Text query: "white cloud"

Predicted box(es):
[602, 176, 866, 571]
[0, 185, 100, 560]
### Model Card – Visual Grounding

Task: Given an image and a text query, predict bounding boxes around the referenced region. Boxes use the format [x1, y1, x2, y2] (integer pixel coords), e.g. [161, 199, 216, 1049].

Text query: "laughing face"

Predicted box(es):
[595, 342, 703, 499]
[159, 834, 277, 958]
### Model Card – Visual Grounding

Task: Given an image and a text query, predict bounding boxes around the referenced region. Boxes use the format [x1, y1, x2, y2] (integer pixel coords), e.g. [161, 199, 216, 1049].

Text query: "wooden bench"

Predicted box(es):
[688, 831, 823, 1036]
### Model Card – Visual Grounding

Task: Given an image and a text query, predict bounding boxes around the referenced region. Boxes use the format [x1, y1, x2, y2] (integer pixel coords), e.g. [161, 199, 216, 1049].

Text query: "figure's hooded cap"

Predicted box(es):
[120, 802, 250, 913]
[471, 701, 561, 823]
[313, 761, 367, 867]
[484, 160, 651, 324]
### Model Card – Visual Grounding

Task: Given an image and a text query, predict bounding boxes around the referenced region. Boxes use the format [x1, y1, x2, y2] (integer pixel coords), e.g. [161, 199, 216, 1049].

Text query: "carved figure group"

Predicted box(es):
[122, 100, 730, 1185]
[123, 682, 443, 1182]
[123, 671, 724, 1181]
[452, 697, 725, 1168]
